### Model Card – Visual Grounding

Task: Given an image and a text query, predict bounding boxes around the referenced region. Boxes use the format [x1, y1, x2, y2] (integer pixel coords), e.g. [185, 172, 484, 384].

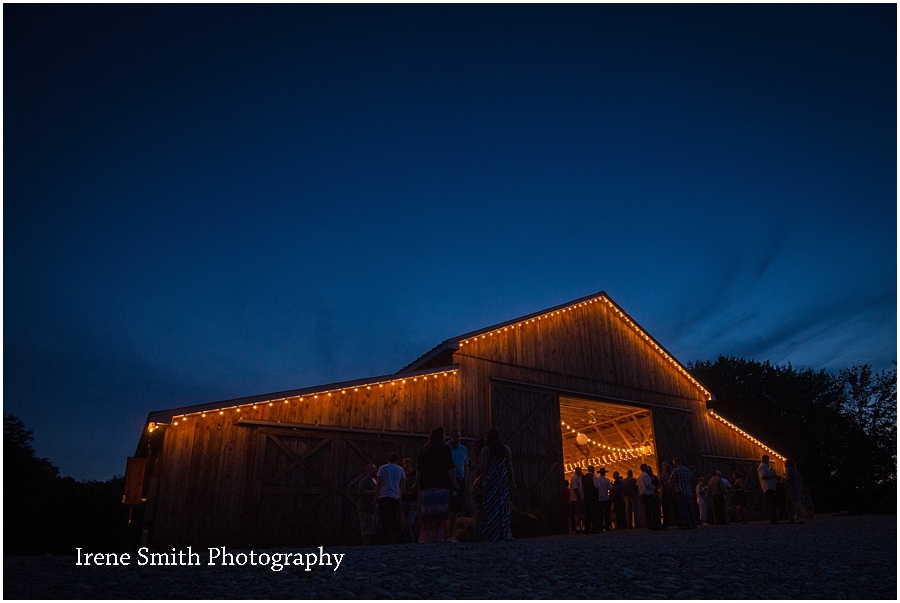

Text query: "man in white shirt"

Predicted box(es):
[376, 452, 406, 543]
[757, 455, 779, 524]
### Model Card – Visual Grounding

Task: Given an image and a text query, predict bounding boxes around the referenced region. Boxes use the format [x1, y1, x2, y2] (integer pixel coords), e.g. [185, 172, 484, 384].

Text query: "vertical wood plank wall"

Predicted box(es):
[149, 370, 463, 548]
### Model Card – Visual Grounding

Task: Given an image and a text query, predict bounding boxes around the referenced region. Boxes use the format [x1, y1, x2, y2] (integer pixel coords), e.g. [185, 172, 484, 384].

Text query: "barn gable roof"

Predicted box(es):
[400, 290, 713, 400]
[139, 289, 711, 453]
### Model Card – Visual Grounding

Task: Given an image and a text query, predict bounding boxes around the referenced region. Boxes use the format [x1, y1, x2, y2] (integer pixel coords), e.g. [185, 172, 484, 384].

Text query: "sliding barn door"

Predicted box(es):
[652, 409, 697, 471]
[253, 429, 337, 546]
[490, 380, 567, 535]
[252, 426, 425, 546]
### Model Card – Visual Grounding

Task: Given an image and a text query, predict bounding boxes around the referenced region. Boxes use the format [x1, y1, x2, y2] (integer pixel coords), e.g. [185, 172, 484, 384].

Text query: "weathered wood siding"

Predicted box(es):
[148, 370, 461, 548]
[456, 299, 707, 417]
[455, 297, 783, 518]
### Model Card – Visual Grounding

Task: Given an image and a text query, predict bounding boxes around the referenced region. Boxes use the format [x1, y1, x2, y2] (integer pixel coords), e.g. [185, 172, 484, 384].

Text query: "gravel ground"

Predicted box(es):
[4, 515, 895, 600]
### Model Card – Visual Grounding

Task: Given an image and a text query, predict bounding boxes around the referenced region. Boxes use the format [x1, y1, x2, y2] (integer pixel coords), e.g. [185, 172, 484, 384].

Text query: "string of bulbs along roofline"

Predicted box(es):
[457, 295, 711, 401]
[147, 369, 461, 432]
[150, 297, 713, 433]
[707, 410, 786, 461]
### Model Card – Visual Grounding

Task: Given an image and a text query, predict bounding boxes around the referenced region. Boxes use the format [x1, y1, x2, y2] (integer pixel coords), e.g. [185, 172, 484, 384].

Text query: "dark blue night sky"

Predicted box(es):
[4, 4, 896, 480]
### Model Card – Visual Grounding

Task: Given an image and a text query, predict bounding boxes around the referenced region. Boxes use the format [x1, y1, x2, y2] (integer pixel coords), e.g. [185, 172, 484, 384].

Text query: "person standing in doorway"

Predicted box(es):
[570, 467, 585, 533]
[637, 464, 661, 531]
[610, 471, 626, 530]
[659, 461, 676, 529]
[582, 466, 599, 533]
[596, 468, 612, 532]
[624, 469, 641, 528]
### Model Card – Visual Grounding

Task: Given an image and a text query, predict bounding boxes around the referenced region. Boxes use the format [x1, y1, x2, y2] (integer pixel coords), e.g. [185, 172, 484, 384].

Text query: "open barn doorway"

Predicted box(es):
[559, 396, 656, 477]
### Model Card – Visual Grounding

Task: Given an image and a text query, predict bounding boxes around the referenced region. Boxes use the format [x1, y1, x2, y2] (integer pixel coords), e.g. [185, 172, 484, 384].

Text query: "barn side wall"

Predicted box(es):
[146, 370, 463, 548]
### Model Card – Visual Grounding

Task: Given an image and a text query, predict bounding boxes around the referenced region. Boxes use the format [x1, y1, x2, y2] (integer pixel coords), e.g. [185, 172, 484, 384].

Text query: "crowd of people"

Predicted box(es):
[566, 454, 814, 532]
[360, 433, 816, 545]
[357, 426, 516, 545]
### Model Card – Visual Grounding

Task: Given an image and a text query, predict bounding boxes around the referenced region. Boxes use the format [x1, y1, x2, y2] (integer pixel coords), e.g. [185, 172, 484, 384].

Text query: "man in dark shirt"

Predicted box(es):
[610, 471, 626, 529]
[623, 469, 641, 528]
[670, 457, 697, 529]
[707, 470, 727, 525]
[582, 466, 600, 533]
[357, 463, 378, 544]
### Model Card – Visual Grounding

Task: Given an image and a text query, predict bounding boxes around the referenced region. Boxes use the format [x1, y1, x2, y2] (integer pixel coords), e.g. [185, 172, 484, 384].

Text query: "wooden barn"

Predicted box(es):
[126, 291, 786, 548]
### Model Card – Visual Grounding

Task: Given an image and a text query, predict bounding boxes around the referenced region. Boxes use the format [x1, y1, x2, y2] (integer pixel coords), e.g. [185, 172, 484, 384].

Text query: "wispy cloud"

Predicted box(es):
[738, 289, 896, 366]
[670, 211, 794, 342]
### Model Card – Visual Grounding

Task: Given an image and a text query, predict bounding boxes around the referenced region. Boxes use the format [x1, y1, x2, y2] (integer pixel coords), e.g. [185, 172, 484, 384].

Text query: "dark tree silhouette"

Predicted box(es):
[4, 413, 133, 555]
[689, 357, 897, 514]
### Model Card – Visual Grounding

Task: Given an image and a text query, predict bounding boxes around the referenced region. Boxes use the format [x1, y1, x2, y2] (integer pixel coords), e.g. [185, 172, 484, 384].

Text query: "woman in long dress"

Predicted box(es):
[479, 428, 516, 541]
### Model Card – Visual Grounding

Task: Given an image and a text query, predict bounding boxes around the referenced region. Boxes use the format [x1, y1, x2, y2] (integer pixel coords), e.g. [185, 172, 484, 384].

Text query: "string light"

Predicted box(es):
[707, 410, 786, 461]
[560, 420, 650, 455]
[162, 368, 460, 430]
[458, 295, 710, 401]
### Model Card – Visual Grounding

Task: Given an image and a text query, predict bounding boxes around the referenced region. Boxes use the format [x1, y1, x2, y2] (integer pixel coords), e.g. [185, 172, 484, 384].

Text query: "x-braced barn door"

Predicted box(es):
[490, 380, 567, 535]
[252, 427, 426, 546]
[332, 433, 420, 545]
[731, 458, 767, 518]
[253, 429, 336, 546]
[652, 409, 696, 472]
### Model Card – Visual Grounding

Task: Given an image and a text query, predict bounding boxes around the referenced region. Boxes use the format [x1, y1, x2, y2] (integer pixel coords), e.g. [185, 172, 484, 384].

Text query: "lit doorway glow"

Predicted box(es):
[560, 396, 656, 477]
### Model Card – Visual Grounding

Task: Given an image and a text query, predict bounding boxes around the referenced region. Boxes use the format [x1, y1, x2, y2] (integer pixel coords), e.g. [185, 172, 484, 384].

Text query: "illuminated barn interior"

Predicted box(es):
[560, 397, 655, 477]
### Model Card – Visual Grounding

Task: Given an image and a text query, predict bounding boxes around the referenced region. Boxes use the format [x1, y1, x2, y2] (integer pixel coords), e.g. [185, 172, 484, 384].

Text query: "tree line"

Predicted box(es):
[4, 414, 134, 555]
[689, 357, 896, 515]
[4, 357, 896, 554]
